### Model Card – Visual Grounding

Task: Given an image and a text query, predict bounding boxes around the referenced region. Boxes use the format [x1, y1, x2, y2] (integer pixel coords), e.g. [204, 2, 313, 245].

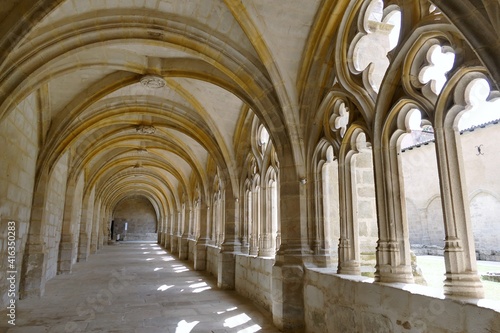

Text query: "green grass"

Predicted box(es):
[416, 255, 500, 300]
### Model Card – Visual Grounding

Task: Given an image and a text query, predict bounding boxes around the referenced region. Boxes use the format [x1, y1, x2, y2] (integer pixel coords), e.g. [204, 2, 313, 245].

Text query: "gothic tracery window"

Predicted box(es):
[418, 44, 455, 95]
[350, 0, 401, 93]
[457, 78, 500, 130]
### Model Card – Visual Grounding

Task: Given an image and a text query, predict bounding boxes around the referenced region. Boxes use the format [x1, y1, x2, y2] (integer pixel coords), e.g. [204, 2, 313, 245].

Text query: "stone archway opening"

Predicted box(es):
[112, 195, 158, 242]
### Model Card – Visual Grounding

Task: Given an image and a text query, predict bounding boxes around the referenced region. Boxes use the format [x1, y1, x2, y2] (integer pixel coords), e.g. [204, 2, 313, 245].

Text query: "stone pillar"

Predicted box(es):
[217, 194, 241, 289]
[272, 260, 304, 331]
[90, 202, 101, 254]
[371, 137, 413, 283]
[194, 201, 209, 271]
[272, 164, 311, 332]
[78, 189, 95, 262]
[98, 216, 106, 249]
[155, 212, 162, 244]
[249, 183, 260, 256]
[164, 214, 173, 249]
[170, 211, 179, 254]
[337, 151, 360, 275]
[314, 153, 339, 267]
[158, 227, 163, 245]
[78, 232, 91, 262]
[58, 176, 82, 274]
[20, 177, 49, 297]
[58, 233, 75, 274]
[434, 126, 484, 298]
[241, 187, 250, 254]
[20, 241, 47, 299]
[179, 205, 191, 260]
[258, 180, 275, 257]
[20, 171, 51, 298]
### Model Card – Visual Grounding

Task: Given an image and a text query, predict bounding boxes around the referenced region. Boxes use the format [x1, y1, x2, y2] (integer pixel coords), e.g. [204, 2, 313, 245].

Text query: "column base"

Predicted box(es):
[338, 260, 361, 275]
[444, 272, 484, 298]
[375, 264, 414, 283]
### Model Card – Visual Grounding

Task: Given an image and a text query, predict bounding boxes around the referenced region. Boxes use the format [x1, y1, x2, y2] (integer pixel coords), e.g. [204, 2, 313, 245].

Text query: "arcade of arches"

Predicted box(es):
[0, 0, 499, 332]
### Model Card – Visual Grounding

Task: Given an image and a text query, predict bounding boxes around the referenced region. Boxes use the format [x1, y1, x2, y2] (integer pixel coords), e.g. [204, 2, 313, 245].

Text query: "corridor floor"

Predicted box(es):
[0, 242, 281, 333]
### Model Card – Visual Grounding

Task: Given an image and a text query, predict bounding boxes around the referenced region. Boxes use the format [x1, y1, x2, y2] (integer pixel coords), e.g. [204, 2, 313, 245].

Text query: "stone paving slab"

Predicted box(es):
[0, 242, 281, 333]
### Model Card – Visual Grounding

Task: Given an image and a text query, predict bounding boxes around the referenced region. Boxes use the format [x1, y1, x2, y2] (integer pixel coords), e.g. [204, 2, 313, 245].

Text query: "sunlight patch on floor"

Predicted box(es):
[172, 264, 189, 273]
[175, 319, 199, 333]
[224, 313, 251, 328]
[238, 324, 262, 333]
[158, 284, 174, 291]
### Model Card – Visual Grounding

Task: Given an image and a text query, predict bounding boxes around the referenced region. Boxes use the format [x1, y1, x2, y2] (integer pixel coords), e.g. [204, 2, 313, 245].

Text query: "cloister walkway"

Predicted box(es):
[0, 242, 280, 333]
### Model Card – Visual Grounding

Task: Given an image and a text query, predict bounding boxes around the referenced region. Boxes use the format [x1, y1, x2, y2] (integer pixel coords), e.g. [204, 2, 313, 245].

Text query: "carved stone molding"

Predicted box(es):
[136, 125, 156, 135]
[140, 75, 166, 89]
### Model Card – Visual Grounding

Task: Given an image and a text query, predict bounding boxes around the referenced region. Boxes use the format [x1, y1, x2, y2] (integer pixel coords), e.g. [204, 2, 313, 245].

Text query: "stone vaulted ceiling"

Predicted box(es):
[0, 0, 321, 214]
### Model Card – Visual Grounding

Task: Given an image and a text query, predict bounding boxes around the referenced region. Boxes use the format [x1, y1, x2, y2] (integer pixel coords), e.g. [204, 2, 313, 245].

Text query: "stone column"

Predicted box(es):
[162, 215, 167, 247]
[20, 174, 48, 298]
[90, 202, 101, 254]
[157, 216, 164, 245]
[176, 208, 184, 255]
[313, 161, 325, 257]
[58, 176, 81, 274]
[259, 181, 274, 257]
[170, 211, 179, 254]
[434, 126, 484, 298]
[372, 138, 413, 283]
[78, 188, 95, 262]
[241, 187, 250, 254]
[318, 155, 339, 267]
[98, 216, 106, 249]
[249, 185, 260, 256]
[194, 201, 209, 271]
[337, 151, 360, 275]
[164, 213, 173, 249]
[272, 164, 311, 332]
[179, 205, 191, 260]
[217, 192, 241, 289]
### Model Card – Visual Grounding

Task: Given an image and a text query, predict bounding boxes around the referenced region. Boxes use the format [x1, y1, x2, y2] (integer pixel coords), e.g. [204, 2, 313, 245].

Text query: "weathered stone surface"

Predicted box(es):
[327, 304, 356, 333]
[361, 311, 393, 333]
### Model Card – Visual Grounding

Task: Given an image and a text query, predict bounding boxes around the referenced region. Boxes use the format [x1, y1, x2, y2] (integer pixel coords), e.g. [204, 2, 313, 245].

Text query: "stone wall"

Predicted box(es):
[0, 94, 39, 308]
[235, 255, 274, 312]
[112, 195, 157, 241]
[304, 268, 500, 333]
[402, 123, 500, 260]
